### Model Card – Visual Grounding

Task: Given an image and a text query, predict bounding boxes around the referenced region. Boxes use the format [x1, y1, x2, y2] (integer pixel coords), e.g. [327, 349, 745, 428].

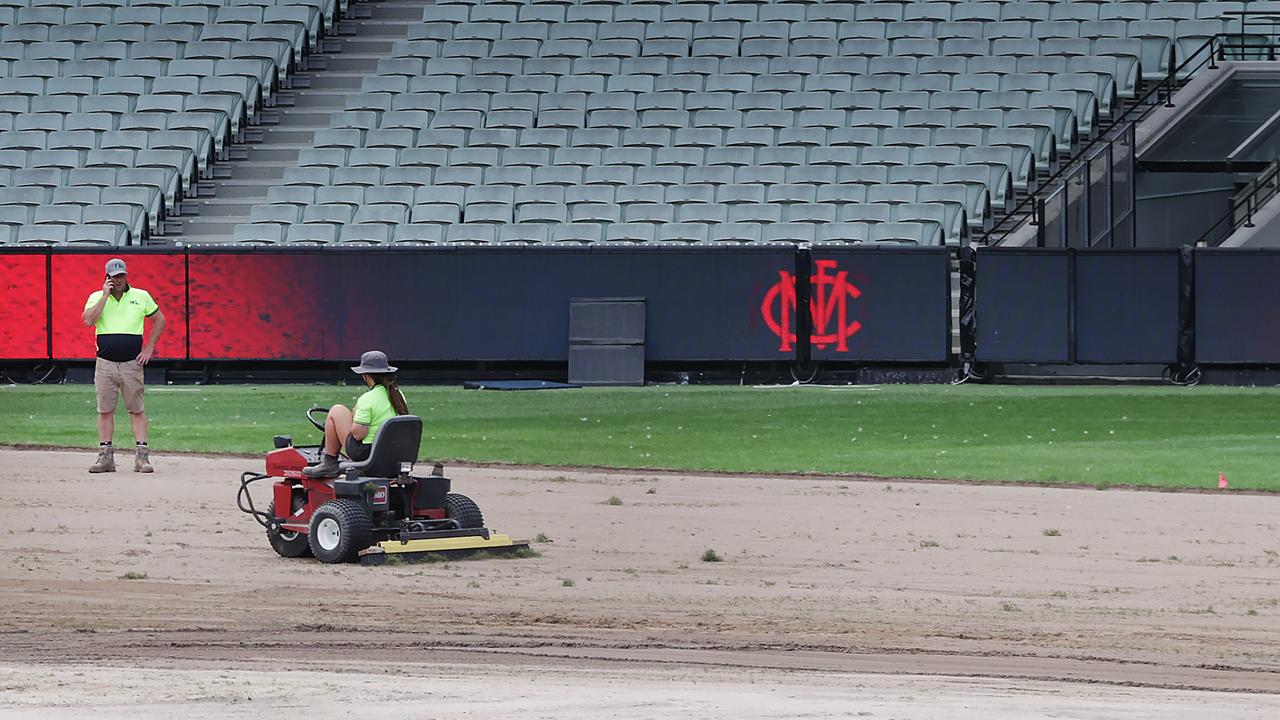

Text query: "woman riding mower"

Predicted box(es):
[304, 350, 409, 478]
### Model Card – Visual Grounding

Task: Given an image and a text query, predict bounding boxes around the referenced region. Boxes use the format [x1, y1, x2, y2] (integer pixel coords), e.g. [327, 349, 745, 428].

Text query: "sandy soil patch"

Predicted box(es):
[0, 448, 1277, 716]
[3, 662, 1279, 720]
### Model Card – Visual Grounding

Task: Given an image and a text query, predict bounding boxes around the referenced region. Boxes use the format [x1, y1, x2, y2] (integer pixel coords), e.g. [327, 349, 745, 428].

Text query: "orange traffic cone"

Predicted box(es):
[1218, 472, 1228, 490]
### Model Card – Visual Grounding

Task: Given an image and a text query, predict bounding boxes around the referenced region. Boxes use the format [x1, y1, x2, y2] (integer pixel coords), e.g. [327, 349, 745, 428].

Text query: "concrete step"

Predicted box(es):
[264, 112, 333, 129]
[176, 220, 243, 237]
[322, 55, 382, 72]
[292, 92, 353, 109]
[189, 199, 254, 214]
[214, 164, 289, 180]
[308, 73, 365, 90]
[205, 183, 276, 199]
[209, 160, 300, 171]
[344, 23, 411, 39]
[256, 128, 321, 144]
[243, 147, 303, 162]
[300, 55, 327, 72]
[335, 39, 395, 54]
[370, 4, 424, 20]
[175, 236, 241, 246]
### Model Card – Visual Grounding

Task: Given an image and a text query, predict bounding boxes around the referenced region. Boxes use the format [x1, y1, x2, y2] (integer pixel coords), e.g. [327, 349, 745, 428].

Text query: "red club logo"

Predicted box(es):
[761, 260, 863, 352]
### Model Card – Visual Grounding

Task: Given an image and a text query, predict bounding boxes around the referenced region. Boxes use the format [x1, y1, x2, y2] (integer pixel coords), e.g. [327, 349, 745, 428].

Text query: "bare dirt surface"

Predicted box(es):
[1, 448, 1278, 718]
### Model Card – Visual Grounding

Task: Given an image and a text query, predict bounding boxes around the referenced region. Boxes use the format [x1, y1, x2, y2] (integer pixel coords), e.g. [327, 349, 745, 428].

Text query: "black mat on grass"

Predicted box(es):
[463, 380, 582, 391]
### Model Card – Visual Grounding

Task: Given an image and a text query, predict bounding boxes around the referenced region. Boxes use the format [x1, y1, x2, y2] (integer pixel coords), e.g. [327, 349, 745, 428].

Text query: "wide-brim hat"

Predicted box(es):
[351, 350, 397, 374]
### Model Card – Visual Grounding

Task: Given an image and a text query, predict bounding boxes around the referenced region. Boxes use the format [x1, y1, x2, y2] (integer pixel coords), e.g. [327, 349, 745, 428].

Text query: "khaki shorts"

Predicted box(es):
[95, 358, 145, 414]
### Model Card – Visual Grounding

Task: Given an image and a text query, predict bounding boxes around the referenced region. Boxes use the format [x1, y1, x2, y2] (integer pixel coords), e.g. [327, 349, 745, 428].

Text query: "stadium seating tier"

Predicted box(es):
[0, 0, 1266, 246]
[0, 0, 332, 244]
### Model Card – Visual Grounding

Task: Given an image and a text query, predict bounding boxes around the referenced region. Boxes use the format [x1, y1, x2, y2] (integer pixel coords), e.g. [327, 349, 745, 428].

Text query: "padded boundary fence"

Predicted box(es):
[0, 246, 1274, 368]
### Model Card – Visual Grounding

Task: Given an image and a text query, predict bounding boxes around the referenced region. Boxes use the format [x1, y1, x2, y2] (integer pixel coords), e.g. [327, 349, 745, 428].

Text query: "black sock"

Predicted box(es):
[136, 441, 147, 447]
[100, 441, 112, 448]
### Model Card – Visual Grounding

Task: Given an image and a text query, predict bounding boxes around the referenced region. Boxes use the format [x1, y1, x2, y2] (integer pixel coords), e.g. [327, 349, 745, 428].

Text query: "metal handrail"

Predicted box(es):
[1184, 14, 1280, 247]
[1194, 158, 1280, 245]
[984, 33, 1230, 245]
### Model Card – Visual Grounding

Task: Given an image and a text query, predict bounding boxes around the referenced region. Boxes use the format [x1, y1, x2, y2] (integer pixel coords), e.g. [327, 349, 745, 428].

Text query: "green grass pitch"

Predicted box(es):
[3, 383, 1278, 491]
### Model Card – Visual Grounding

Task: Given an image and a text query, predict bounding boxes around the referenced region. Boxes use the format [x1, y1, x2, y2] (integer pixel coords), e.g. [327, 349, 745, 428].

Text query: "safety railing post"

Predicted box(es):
[1240, 10, 1248, 61]
[958, 246, 977, 365]
[1035, 198, 1046, 247]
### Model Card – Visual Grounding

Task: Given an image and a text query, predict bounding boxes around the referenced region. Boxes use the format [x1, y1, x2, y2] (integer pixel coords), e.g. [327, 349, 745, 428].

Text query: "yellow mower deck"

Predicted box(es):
[358, 532, 528, 566]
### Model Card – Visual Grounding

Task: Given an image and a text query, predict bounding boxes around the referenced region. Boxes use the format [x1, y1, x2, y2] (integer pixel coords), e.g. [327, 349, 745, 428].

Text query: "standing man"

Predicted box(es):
[82, 258, 166, 473]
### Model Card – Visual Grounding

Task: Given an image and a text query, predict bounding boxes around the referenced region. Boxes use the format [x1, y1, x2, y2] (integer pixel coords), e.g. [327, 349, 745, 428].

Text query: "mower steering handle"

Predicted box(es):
[307, 406, 328, 432]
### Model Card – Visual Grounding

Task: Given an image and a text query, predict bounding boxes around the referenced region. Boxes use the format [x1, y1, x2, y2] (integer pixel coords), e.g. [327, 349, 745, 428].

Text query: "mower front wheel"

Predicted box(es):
[445, 493, 484, 529]
[308, 499, 374, 563]
[267, 501, 312, 558]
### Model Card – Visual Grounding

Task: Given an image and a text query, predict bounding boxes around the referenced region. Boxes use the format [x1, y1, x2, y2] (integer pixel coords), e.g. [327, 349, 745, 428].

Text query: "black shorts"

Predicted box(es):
[345, 435, 371, 462]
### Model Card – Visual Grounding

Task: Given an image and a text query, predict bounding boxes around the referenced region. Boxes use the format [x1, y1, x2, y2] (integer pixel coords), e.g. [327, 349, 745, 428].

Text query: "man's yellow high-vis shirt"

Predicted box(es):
[85, 286, 158, 361]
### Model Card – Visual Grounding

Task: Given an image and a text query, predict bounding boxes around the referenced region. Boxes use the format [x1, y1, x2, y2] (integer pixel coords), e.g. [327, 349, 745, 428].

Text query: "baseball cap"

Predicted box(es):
[105, 258, 128, 276]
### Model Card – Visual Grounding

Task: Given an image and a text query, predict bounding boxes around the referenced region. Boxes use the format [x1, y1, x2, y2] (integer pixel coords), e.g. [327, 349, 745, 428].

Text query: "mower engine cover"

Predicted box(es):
[266, 446, 308, 479]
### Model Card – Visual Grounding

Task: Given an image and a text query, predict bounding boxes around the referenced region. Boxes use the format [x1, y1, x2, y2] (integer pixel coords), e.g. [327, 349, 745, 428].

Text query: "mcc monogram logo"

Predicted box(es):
[761, 260, 863, 352]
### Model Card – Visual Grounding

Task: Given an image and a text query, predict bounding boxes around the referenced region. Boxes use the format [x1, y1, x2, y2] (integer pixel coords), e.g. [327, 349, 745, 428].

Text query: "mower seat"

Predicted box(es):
[339, 415, 423, 478]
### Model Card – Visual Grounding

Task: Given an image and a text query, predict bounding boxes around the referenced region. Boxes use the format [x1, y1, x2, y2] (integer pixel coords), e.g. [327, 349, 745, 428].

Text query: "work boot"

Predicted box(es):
[304, 453, 341, 478]
[89, 446, 115, 473]
[134, 445, 153, 473]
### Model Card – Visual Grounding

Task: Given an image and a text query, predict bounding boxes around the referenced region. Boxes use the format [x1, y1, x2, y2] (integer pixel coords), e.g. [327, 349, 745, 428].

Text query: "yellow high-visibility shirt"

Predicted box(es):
[84, 286, 158, 336]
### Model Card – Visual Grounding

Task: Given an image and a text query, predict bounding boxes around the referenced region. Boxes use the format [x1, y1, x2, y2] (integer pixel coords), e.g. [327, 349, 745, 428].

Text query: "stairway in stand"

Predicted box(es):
[160, 0, 431, 245]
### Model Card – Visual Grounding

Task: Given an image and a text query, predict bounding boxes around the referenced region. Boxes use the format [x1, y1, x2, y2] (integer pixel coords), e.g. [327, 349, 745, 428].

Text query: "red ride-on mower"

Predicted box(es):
[237, 409, 527, 565]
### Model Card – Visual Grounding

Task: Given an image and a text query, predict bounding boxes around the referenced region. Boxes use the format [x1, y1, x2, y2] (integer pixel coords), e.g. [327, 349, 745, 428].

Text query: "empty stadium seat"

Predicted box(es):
[0, 0, 331, 245]
[229, 0, 1240, 246]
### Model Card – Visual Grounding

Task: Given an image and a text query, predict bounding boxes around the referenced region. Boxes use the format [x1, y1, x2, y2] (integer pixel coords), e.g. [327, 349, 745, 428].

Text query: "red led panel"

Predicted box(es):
[51, 253, 188, 360]
[188, 253, 329, 359]
[0, 252, 49, 359]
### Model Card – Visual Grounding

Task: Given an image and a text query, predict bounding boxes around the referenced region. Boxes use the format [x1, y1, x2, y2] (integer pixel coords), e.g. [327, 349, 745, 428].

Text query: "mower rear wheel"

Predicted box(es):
[266, 501, 312, 558]
[445, 493, 484, 529]
[308, 499, 373, 563]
